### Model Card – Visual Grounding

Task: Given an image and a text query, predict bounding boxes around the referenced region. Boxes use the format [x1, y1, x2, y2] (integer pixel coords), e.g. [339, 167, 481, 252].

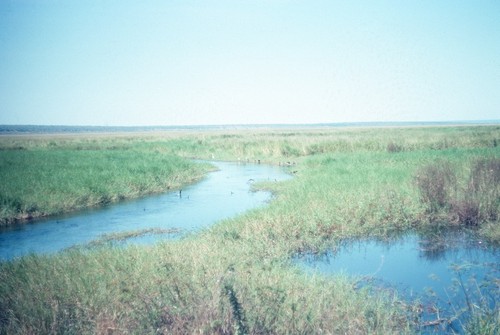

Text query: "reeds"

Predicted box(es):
[0, 125, 498, 334]
[0, 149, 211, 225]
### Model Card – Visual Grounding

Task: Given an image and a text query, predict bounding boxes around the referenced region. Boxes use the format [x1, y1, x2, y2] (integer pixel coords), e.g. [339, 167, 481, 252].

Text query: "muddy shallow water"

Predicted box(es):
[297, 230, 499, 333]
[0, 161, 290, 261]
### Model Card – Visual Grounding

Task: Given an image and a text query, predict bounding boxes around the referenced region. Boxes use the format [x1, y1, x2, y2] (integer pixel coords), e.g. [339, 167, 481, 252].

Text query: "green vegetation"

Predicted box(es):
[0, 147, 212, 225]
[0, 125, 499, 334]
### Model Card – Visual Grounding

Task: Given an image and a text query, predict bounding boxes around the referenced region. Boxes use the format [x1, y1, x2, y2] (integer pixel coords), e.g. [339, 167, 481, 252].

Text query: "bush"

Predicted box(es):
[454, 158, 500, 225]
[414, 161, 456, 214]
[415, 158, 500, 226]
[386, 141, 403, 153]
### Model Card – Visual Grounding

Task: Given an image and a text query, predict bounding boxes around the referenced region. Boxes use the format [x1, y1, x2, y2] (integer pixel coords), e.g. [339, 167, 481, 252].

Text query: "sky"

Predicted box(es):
[0, 0, 499, 126]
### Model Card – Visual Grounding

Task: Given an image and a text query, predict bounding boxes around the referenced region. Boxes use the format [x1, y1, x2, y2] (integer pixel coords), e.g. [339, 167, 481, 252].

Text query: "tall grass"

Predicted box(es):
[2, 125, 498, 161]
[0, 231, 413, 334]
[0, 125, 498, 334]
[0, 149, 211, 225]
[141, 125, 500, 162]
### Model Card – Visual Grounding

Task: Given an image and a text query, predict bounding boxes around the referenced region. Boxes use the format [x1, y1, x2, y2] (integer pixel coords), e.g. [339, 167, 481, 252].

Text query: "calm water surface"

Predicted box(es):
[0, 161, 290, 261]
[297, 230, 499, 333]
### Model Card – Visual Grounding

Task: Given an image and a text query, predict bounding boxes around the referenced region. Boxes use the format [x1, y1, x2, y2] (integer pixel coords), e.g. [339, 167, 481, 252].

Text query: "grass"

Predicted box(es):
[2, 124, 497, 161]
[0, 125, 498, 334]
[0, 234, 413, 334]
[0, 148, 212, 225]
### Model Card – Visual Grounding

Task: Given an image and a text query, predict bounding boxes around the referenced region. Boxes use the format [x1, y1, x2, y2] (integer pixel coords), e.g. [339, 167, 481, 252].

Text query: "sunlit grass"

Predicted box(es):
[0, 149, 211, 225]
[0, 125, 498, 333]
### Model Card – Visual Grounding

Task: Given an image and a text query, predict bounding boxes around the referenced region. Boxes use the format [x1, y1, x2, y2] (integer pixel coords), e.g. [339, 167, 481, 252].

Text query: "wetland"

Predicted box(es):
[0, 161, 290, 260]
[0, 124, 498, 334]
[297, 229, 499, 334]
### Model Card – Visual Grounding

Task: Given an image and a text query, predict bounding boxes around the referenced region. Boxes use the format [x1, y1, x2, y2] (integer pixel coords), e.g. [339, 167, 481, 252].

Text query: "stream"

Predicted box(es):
[2, 160, 498, 333]
[0, 161, 290, 261]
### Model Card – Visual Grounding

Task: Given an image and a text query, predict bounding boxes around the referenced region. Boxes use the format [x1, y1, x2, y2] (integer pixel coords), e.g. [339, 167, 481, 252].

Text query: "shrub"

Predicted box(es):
[414, 161, 456, 215]
[415, 158, 499, 226]
[452, 198, 481, 226]
[454, 158, 500, 225]
[386, 141, 403, 153]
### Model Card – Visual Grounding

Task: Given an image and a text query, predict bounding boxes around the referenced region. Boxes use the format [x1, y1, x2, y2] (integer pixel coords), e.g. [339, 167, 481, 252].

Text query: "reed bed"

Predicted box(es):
[0, 148, 211, 225]
[0, 125, 498, 334]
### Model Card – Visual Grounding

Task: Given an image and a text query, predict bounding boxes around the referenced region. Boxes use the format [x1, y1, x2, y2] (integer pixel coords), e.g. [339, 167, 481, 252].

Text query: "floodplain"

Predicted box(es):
[0, 124, 498, 334]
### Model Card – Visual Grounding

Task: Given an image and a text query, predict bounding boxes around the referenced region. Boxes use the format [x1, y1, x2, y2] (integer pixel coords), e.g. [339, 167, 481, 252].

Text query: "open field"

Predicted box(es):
[0, 125, 499, 334]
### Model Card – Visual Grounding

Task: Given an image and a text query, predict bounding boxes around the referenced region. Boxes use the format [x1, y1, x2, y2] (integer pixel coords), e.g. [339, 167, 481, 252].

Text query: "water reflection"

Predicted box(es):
[296, 230, 499, 334]
[417, 230, 489, 260]
[0, 161, 290, 261]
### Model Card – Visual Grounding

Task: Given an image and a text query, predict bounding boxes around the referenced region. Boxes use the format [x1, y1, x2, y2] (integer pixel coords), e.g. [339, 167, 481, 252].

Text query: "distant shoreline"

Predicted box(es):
[0, 120, 498, 135]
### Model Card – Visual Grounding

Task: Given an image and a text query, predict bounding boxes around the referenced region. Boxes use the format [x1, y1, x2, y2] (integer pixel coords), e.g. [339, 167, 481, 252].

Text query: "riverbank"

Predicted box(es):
[0, 146, 212, 226]
[0, 125, 498, 334]
[0, 161, 288, 260]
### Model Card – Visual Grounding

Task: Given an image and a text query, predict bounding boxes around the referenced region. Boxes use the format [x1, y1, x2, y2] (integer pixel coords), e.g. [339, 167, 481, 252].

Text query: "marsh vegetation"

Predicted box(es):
[0, 161, 288, 260]
[0, 147, 212, 225]
[0, 125, 498, 334]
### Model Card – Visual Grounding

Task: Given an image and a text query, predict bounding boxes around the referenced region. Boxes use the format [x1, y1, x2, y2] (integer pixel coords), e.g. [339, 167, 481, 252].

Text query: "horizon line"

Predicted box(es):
[1, 120, 499, 134]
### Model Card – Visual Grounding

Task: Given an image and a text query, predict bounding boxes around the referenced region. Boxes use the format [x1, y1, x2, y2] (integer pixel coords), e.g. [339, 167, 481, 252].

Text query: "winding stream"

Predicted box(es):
[2, 159, 498, 333]
[0, 161, 290, 261]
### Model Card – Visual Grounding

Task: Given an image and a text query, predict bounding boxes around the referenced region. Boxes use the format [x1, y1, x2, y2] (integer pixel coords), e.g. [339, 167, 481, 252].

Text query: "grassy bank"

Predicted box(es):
[0, 148, 211, 225]
[0, 125, 499, 334]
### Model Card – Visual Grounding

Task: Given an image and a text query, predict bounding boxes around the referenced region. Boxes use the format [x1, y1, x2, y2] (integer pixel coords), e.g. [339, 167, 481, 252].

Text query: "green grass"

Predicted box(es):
[0, 149, 212, 225]
[0, 231, 413, 334]
[0, 125, 499, 334]
[2, 125, 498, 161]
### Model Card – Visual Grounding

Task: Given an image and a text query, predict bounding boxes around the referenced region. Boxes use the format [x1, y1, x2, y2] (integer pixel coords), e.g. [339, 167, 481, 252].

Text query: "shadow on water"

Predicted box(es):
[296, 228, 499, 334]
[0, 161, 291, 261]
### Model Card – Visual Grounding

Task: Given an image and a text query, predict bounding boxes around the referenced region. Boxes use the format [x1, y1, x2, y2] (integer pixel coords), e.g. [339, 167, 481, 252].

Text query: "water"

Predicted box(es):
[0, 161, 290, 261]
[297, 230, 499, 333]
[3, 121, 498, 135]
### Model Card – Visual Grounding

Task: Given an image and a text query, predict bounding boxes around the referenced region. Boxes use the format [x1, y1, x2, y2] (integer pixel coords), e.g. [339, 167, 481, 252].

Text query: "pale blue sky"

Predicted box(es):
[1, 0, 499, 126]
